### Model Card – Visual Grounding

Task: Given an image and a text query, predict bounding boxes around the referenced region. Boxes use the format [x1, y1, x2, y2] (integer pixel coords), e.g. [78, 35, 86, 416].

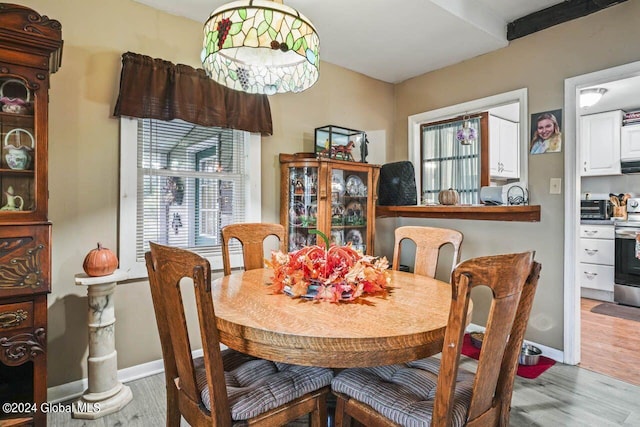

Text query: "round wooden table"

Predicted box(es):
[213, 268, 467, 368]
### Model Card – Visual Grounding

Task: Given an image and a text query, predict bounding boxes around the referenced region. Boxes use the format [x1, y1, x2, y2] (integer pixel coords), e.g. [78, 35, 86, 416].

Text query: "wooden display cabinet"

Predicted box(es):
[279, 153, 380, 254]
[0, 4, 62, 426]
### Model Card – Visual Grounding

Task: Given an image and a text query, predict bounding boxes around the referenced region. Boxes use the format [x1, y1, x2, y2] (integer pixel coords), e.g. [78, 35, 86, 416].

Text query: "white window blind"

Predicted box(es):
[119, 117, 261, 279]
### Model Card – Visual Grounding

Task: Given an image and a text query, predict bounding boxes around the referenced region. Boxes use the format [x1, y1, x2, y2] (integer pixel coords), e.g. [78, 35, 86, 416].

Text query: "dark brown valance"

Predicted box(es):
[113, 52, 272, 135]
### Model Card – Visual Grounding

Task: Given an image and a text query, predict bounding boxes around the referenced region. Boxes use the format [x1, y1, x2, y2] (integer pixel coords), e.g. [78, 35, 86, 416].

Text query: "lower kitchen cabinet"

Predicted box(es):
[579, 224, 614, 300]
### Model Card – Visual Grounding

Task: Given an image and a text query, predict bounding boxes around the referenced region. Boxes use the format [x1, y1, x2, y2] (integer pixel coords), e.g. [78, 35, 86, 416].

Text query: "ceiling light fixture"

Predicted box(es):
[580, 88, 607, 108]
[201, 0, 319, 95]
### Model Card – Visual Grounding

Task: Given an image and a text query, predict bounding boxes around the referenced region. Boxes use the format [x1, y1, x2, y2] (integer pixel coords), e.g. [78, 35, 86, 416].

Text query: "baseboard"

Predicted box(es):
[467, 323, 564, 363]
[47, 349, 204, 404]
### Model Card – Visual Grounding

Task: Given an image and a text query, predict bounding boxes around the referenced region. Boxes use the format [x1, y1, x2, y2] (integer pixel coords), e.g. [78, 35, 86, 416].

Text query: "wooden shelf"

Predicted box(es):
[375, 204, 540, 222]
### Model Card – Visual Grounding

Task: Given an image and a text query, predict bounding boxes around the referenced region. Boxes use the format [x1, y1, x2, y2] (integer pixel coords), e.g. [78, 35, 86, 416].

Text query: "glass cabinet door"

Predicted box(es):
[330, 167, 368, 252]
[0, 77, 35, 213]
[287, 165, 319, 251]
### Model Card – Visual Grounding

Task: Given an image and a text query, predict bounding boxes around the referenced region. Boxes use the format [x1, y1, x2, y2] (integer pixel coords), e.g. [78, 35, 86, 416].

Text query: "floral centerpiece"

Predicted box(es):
[267, 230, 390, 302]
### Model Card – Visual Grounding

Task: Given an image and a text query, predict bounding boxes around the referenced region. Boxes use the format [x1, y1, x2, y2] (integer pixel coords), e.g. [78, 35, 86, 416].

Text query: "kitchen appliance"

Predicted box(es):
[613, 197, 640, 307]
[580, 199, 612, 220]
[621, 160, 640, 174]
[479, 182, 527, 205]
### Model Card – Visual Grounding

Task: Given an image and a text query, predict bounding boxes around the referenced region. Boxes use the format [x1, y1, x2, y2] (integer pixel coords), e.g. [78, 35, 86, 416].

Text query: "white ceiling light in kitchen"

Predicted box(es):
[580, 88, 607, 108]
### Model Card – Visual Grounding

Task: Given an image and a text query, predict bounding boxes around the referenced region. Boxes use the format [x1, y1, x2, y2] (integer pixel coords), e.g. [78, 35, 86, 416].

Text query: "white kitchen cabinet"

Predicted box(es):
[621, 124, 640, 161]
[489, 115, 519, 179]
[579, 224, 614, 296]
[580, 110, 622, 176]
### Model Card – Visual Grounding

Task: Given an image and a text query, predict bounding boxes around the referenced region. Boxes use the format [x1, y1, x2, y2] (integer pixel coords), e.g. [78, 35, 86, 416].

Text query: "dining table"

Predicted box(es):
[212, 268, 472, 368]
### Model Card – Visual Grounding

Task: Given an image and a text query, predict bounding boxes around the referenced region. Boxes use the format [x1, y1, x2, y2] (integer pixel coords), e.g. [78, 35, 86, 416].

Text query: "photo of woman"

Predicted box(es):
[530, 109, 562, 154]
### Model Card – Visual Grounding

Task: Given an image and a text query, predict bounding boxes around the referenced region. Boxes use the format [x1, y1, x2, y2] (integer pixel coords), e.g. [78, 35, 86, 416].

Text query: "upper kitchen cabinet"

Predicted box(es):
[580, 110, 622, 176]
[489, 114, 519, 179]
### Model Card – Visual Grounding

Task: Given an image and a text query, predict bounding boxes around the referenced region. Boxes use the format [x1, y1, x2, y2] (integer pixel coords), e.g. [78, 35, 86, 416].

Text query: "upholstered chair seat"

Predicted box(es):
[193, 349, 334, 422]
[332, 358, 475, 427]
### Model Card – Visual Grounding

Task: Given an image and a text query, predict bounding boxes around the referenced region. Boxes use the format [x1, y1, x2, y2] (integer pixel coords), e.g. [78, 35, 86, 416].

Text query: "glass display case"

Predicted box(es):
[279, 153, 380, 254]
[1, 78, 37, 214]
[0, 5, 62, 426]
[314, 124, 368, 163]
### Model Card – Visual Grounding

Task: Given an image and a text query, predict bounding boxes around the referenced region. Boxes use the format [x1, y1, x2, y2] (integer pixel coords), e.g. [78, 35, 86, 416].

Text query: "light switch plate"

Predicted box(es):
[550, 178, 562, 194]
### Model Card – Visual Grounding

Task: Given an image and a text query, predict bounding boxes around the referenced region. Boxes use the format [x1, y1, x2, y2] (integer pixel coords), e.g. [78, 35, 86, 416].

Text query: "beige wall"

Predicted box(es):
[18, 0, 394, 387]
[18, 0, 640, 388]
[388, 1, 640, 350]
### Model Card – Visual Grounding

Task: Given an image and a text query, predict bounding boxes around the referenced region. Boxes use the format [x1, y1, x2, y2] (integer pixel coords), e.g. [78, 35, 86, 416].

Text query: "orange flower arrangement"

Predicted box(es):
[267, 231, 390, 302]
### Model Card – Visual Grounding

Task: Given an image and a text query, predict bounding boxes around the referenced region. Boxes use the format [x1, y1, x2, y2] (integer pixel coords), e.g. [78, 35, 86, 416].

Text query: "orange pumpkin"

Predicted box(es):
[438, 188, 460, 205]
[83, 243, 118, 277]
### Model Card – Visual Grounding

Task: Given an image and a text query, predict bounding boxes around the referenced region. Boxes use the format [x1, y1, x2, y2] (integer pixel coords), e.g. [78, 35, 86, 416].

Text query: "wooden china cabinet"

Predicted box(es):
[279, 153, 380, 254]
[0, 4, 62, 426]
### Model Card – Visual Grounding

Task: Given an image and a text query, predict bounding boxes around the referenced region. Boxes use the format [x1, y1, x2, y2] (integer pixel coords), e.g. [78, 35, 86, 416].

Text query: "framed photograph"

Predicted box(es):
[530, 108, 562, 154]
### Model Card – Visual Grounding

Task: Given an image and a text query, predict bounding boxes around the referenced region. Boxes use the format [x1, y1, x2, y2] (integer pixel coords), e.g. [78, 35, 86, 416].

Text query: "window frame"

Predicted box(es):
[408, 88, 528, 200]
[119, 117, 262, 279]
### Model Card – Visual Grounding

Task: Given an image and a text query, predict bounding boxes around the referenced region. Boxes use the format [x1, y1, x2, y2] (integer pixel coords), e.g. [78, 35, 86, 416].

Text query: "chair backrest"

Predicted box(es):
[145, 242, 232, 426]
[221, 222, 285, 275]
[392, 225, 463, 278]
[432, 251, 538, 427]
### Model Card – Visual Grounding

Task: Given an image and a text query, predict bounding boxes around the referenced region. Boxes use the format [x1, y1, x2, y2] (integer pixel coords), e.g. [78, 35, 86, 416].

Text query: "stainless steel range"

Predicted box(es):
[614, 198, 640, 307]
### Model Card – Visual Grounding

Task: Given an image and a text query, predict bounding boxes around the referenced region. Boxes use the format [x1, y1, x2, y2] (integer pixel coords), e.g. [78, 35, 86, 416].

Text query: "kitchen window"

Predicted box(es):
[119, 117, 261, 278]
[420, 113, 488, 205]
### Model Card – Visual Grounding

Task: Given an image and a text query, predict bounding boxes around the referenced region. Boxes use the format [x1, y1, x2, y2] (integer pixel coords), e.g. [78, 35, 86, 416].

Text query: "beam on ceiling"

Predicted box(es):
[507, 0, 628, 41]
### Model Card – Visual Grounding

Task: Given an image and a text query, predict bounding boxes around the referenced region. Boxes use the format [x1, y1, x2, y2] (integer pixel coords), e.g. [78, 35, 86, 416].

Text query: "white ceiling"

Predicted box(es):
[581, 76, 640, 116]
[133, 0, 563, 83]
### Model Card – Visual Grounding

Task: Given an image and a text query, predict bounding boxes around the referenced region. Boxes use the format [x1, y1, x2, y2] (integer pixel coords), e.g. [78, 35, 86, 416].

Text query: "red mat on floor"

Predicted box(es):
[461, 334, 555, 379]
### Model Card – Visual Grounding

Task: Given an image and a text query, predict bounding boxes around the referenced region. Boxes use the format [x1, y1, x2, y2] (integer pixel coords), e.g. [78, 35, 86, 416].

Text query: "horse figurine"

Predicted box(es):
[332, 140, 355, 161]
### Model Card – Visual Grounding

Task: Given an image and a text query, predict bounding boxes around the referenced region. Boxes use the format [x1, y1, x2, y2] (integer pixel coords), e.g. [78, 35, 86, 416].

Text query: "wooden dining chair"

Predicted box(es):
[221, 222, 285, 275]
[392, 225, 464, 278]
[145, 242, 333, 427]
[332, 252, 540, 427]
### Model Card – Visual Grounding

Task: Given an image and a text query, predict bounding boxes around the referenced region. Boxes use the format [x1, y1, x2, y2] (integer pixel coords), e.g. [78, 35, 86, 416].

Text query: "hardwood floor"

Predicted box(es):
[581, 298, 640, 386]
[47, 357, 640, 426]
[46, 300, 640, 426]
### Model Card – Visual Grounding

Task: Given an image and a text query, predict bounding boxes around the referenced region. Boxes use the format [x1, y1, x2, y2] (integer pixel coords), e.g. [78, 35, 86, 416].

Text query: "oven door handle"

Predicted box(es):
[615, 228, 640, 239]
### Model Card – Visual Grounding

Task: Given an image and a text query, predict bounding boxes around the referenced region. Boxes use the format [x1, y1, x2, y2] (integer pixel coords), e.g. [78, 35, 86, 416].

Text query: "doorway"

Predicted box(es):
[564, 60, 640, 366]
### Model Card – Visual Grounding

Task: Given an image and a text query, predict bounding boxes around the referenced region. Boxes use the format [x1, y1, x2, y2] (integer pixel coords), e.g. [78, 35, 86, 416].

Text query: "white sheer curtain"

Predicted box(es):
[421, 117, 481, 204]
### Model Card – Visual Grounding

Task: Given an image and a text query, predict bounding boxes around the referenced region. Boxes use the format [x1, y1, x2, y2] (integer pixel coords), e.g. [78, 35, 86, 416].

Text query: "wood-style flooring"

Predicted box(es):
[48, 357, 640, 426]
[46, 298, 640, 426]
[581, 298, 640, 386]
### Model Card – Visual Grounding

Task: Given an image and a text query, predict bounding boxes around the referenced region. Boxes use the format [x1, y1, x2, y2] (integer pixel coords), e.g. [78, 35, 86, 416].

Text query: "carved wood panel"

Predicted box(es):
[0, 327, 45, 366]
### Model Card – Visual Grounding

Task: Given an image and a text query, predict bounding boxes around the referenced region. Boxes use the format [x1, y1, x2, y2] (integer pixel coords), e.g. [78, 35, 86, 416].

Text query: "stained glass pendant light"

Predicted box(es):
[201, 0, 320, 95]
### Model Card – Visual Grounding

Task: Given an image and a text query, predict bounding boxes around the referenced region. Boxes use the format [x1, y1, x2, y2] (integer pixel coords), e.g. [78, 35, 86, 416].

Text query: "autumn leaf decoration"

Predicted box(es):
[266, 230, 390, 303]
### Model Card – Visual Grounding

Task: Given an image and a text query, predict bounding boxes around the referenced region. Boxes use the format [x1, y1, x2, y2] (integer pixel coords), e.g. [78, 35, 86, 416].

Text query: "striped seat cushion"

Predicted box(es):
[194, 349, 333, 421]
[331, 357, 475, 427]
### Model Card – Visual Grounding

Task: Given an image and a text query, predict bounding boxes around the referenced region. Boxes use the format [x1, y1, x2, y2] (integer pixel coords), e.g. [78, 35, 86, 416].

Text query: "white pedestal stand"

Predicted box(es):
[73, 269, 133, 419]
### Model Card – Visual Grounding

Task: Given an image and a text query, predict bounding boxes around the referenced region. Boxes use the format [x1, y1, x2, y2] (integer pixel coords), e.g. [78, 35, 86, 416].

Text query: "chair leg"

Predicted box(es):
[334, 396, 351, 427]
[165, 387, 181, 427]
[311, 395, 328, 427]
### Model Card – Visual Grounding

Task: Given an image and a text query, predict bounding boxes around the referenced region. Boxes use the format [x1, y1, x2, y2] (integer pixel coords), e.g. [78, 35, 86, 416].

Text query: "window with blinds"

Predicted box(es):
[119, 117, 261, 278]
[136, 118, 246, 259]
